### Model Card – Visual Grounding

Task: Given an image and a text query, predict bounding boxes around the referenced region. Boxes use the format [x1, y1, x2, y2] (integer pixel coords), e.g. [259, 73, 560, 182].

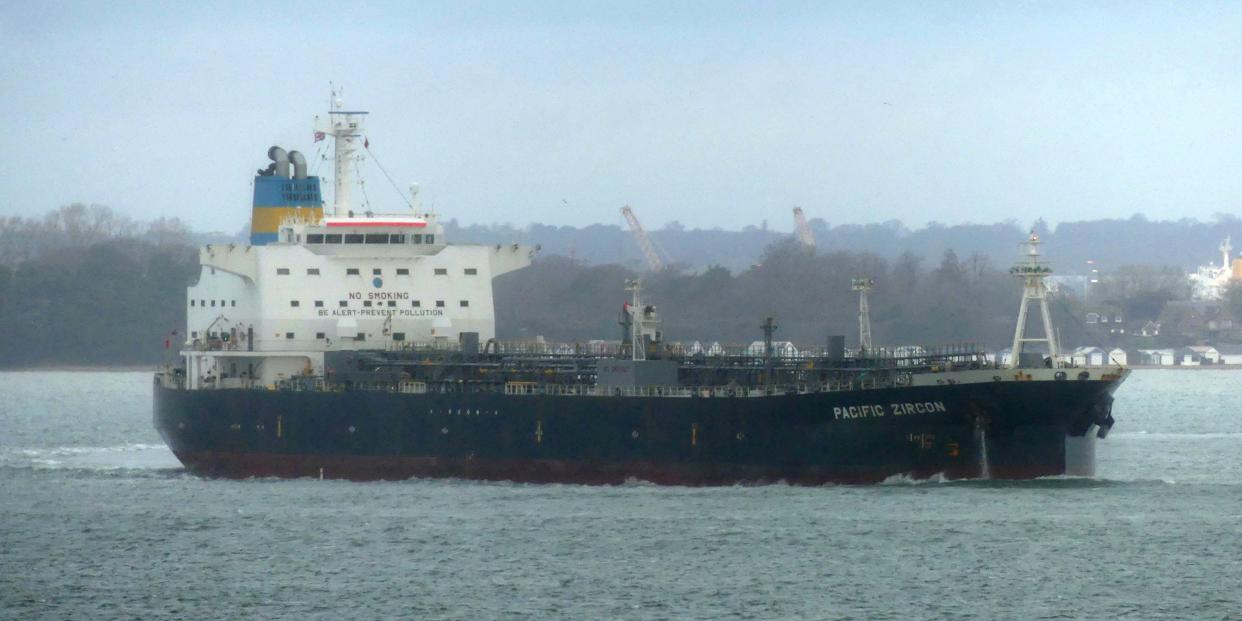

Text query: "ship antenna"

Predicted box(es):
[1008, 231, 1060, 368]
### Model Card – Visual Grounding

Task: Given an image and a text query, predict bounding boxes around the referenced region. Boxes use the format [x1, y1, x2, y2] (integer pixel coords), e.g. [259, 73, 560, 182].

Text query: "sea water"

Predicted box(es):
[2, 370, 1240, 620]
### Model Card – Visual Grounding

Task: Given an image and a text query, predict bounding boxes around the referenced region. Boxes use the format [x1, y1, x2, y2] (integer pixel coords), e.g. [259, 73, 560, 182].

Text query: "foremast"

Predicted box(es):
[1008, 231, 1060, 367]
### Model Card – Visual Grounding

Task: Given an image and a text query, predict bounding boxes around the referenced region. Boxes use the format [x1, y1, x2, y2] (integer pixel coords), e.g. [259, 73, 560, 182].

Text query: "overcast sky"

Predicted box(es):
[2, 1, 1240, 233]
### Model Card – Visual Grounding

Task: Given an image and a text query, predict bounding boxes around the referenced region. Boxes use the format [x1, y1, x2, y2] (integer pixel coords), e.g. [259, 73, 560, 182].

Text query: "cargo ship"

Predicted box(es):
[153, 93, 1126, 484]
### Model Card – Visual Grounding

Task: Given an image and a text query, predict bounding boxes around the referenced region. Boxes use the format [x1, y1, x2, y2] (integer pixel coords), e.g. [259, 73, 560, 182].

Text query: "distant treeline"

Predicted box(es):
[0, 204, 1219, 367]
[448, 214, 1242, 273]
[497, 241, 1095, 349]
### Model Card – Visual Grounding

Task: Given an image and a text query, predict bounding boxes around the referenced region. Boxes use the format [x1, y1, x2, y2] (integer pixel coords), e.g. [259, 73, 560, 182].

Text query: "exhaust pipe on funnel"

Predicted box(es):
[288, 151, 308, 179]
[267, 146, 290, 178]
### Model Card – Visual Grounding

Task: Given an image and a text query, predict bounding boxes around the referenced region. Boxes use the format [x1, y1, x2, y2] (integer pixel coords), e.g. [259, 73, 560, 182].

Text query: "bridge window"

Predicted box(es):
[426, 234, 435, 244]
[307, 268, 320, 275]
[465, 268, 477, 275]
[434, 268, 447, 275]
[390, 234, 406, 244]
[396, 268, 409, 275]
[307, 234, 324, 244]
[344, 234, 364, 244]
[412, 234, 423, 244]
[346, 268, 360, 275]
[277, 268, 290, 275]
[365, 234, 389, 244]
[325, 234, 342, 244]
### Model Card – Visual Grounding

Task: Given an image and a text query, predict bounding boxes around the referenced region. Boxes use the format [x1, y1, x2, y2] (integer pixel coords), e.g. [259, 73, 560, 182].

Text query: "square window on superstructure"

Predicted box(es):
[412, 300, 421, 307]
[435, 300, 445, 308]
[339, 300, 348, 308]
[364, 301, 372, 307]
[465, 268, 477, 275]
[191, 331, 198, 338]
[392, 332, 406, 341]
[373, 268, 382, 275]
[347, 268, 360, 275]
[290, 300, 300, 307]
[190, 300, 195, 306]
[285, 332, 294, 339]
[390, 234, 406, 244]
[426, 234, 435, 244]
[231, 300, 236, 307]
[355, 332, 365, 341]
[211, 300, 216, 307]
[460, 300, 469, 307]
[316, 332, 326, 339]
[397, 268, 409, 275]
[387, 300, 396, 307]
[277, 268, 290, 275]
[434, 268, 447, 275]
[220, 300, 225, 307]
[307, 268, 320, 275]
[314, 300, 324, 308]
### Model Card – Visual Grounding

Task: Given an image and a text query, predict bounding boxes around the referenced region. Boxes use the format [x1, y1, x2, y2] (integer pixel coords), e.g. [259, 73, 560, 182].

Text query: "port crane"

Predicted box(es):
[793, 207, 815, 249]
[620, 205, 668, 272]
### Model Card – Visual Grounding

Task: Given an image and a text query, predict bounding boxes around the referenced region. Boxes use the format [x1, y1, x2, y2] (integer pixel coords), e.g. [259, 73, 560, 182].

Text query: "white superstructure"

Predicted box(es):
[1189, 236, 1237, 301]
[181, 94, 535, 388]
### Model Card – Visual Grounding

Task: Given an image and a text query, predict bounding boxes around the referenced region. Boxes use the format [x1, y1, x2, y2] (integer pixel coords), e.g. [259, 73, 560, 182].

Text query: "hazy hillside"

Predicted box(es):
[1, 204, 1234, 367]
[449, 214, 1242, 274]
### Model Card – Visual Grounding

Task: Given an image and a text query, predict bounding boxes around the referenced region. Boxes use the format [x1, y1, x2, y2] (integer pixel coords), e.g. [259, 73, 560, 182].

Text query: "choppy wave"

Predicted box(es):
[0, 443, 181, 472]
[1112, 431, 1242, 440]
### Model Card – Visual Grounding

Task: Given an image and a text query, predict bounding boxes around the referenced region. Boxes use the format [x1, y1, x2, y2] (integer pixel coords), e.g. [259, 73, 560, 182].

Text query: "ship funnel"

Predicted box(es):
[288, 150, 308, 180]
[267, 146, 290, 178]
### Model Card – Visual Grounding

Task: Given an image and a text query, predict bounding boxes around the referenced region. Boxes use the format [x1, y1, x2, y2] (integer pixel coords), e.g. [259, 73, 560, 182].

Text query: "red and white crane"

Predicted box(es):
[620, 205, 667, 272]
[793, 207, 815, 249]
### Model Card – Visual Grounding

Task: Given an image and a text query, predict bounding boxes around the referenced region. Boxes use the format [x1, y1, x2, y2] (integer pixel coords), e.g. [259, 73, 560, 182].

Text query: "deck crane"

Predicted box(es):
[852, 277, 874, 355]
[620, 205, 666, 272]
[792, 207, 815, 249]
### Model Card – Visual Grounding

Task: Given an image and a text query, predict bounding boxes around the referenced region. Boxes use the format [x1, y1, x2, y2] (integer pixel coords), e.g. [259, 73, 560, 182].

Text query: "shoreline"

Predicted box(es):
[0, 365, 156, 373]
[3, 364, 1241, 373]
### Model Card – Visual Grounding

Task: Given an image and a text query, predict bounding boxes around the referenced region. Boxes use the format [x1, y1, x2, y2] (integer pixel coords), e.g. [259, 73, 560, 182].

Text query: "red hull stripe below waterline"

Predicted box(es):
[174, 452, 1065, 485]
